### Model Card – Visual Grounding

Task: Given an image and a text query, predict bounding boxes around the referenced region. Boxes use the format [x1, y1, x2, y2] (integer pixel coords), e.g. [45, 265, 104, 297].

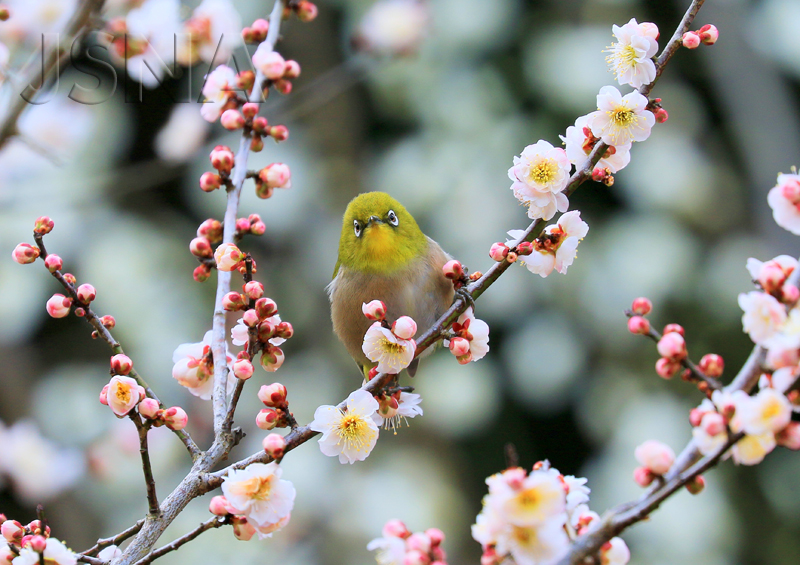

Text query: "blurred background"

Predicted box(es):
[1, 0, 799, 563]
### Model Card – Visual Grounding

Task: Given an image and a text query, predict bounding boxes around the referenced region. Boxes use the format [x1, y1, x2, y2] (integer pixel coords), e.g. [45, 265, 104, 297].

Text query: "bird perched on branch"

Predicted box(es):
[328, 192, 454, 378]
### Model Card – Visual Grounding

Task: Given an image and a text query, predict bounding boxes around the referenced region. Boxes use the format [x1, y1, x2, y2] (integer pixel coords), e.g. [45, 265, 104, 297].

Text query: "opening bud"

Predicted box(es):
[698, 353, 724, 378]
[284, 60, 301, 78]
[268, 125, 289, 141]
[655, 357, 680, 379]
[241, 281, 263, 301]
[700, 411, 725, 436]
[425, 528, 445, 546]
[209, 145, 235, 175]
[449, 337, 470, 357]
[627, 315, 650, 335]
[197, 219, 223, 242]
[199, 172, 222, 192]
[489, 242, 509, 262]
[392, 316, 417, 340]
[193, 264, 212, 283]
[190, 237, 213, 258]
[274, 79, 292, 95]
[2, 520, 23, 543]
[256, 407, 279, 430]
[209, 495, 232, 516]
[76, 283, 96, 304]
[34, 216, 54, 235]
[258, 163, 292, 189]
[258, 383, 288, 407]
[252, 116, 269, 135]
[251, 18, 270, 41]
[163, 406, 188, 431]
[46, 293, 72, 318]
[28, 535, 47, 553]
[243, 309, 260, 328]
[657, 332, 687, 361]
[362, 300, 387, 321]
[231, 516, 256, 541]
[242, 102, 259, 119]
[12, 243, 39, 264]
[260, 345, 285, 372]
[233, 358, 254, 380]
[633, 466, 655, 487]
[138, 398, 160, 419]
[591, 167, 608, 182]
[221, 109, 245, 130]
[682, 31, 701, 49]
[275, 321, 294, 340]
[256, 297, 278, 319]
[295, 1, 318, 21]
[634, 439, 675, 475]
[253, 47, 286, 80]
[222, 291, 246, 311]
[442, 260, 463, 280]
[662, 323, 685, 336]
[214, 243, 245, 272]
[654, 107, 669, 123]
[44, 254, 63, 272]
[698, 24, 718, 45]
[263, 433, 286, 459]
[110, 354, 133, 375]
[782, 284, 800, 304]
[516, 241, 533, 256]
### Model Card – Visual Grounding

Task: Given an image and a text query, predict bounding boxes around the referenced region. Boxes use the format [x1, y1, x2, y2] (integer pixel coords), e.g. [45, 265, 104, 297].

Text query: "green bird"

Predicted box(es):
[328, 192, 454, 378]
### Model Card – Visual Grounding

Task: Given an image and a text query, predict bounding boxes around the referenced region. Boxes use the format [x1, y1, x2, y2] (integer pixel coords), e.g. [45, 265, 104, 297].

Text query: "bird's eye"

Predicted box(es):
[387, 210, 399, 226]
[353, 220, 362, 237]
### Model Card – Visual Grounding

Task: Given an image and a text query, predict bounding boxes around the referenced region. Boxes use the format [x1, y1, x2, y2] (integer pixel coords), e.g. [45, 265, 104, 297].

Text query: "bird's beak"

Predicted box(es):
[367, 215, 383, 226]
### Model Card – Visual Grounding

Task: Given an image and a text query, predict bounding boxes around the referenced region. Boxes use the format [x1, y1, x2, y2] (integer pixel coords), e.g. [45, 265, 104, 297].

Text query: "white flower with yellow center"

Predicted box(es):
[731, 431, 776, 466]
[737, 388, 792, 436]
[508, 140, 571, 220]
[488, 469, 566, 527]
[310, 390, 380, 464]
[738, 291, 787, 346]
[221, 462, 295, 527]
[494, 517, 569, 565]
[362, 322, 416, 374]
[589, 86, 655, 147]
[605, 18, 659, 88]
[561, 114, 631, 173]
[12, 538, 76, 565]
[508, 210, 589, 278]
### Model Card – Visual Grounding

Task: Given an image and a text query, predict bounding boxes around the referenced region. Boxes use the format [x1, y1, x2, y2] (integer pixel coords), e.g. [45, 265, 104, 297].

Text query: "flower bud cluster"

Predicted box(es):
[448, 308, 490, 365]
[252, 47, 302, 97]
[367, 520, 448, 565]
[682, 24, 718, 49]
[234, 213, 267, 238]
[632, 440, 675, 486]
[362, 307, 417, 374]
[255, 383, 291, 430]
[1, 519, 78, 565]
[746, 255, 798, 304]
[255, 163, 292, 199]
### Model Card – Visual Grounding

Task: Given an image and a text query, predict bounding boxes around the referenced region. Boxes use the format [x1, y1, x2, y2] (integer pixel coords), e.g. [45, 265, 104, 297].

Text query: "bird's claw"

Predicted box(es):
[454, 287, 475, 313]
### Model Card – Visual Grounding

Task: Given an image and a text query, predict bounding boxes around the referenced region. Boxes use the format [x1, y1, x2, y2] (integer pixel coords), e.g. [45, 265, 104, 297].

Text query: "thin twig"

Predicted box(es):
[80, 521, 145, 556]
[130, 414, 160, 516]
[32, 234, 201, 460]
[77, 556, 107, 565]
[130, 518, 225, 565]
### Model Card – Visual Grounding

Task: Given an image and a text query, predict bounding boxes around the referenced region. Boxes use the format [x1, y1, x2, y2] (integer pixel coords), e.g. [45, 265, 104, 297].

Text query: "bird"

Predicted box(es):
[328, 192, 455, 379]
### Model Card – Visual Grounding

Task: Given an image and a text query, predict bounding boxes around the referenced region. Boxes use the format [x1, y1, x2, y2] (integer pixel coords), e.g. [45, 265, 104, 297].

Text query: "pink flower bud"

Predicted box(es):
[296, 1, 318, 21]
[759, 262, 787, 293]
[190, 237, 213, 258]
[698, 354, 724, 378]
[253, 46, 286, 80]
[250, 220, 266, 235]
[662, 323, 684, 336]
[392, 316, 417, 340]
[256, 407, 279, 430]
[782, 284, 800, 304]
[233, 358, 254, 380]
[698, 24, 718, 45]
[222, 291, 246, 311]
[62, 273, 76, 285]
[456, 351, 473, 365]
[449, 337, 471, 357]
[28, 535, 46, 553]
[480, 547, 498, 565]
[235, 217, 251, 234]
[263, 433, 286, 459]
[442, 259, 463, 280]
[12, 243, 39, 264]
[33, 216, 54, 235]
[627, 315, 650, 335]
[255, 180, 274, 200]
[689, 407, 706, 427]
[46, 293, 72, 318]
[403, 550, 430, 565]
[685, 475, 705, 494]
[258, 163, 291, 189]
[164, 406, 188, 430]
[258, 383, 288, 407]
[242, 102, 259, 119]
[655, 357, 680, 379]
[44, 254, 62, 272]
[657, 332, 686, 361]
[110, 354, 133, 375]
[100, 315, 115, 328]
[199, 172, 222, 192]
[138, 398, 160, 419]
[425, 528, 445, 546]
[516, 241, 533, 255]
[260, 345, 285, 372]
[274, 79, 293, 95]
[633, 466, 654, 487]
[242, 310, 260, 328]
[231, 516, 256, 541]
[76, 283, 96, 303]
[209, 145, 235, 175]
[244, 281, 264, 300]
[591, 168, 607, 182]
[362, 300, 387, 321]
[258, 320, 276, 341]
[255, 297, 278, 320]
[220, 109, 245, 131]
[269, 125, 289, 141]
[506, 251, 518, 263]
[194, 264, 212, 283]
[700, 411, 725, 436]
[275, 321, 294, 340]
[682, 31, 701, 49]
[214, 243, 245, 272]
[406, 533, 432, 554]
[197, 218, 223, 241]
[654, 108, 669, 123]
[634, 439, 675, 475]
[2, 520, 23, 543]
[382, 519, 410, 539]
[99, 384, 109, 405]
[283, 60, 301, 78]
[777, 422, 800, 450]
[251, 18, 269, 41]
[489, 242, 509, 262]
[252, 116, 269, 135]
[209, 495, 231, 516]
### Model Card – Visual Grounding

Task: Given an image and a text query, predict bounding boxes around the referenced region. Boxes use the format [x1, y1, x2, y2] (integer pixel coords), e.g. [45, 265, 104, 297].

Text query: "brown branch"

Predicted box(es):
[80, 521, 145, 557]
[32, 234, 201, 460]
[130, 414, 160, 517]
[77, 556, 107, 565]
[130, 518, 225, 565]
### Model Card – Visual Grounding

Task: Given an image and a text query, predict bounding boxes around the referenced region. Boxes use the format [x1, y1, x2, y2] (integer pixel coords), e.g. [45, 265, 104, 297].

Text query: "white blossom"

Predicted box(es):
[561, 114, 631, 173]
[309, 390, 380, 464]
[509, 210, 589, 278]
[366, 535, 406, 565]
[738, 291, 787, 345]
[12, 538, 75, 565]
[508, 140, 571, 220]
[737, 388, 792, 435]
[362, 322, 416, 374]
[154, 104, 209, 162]
[200, 65, 239, 122]
[358, 0, 428, 55]
[605, 18, 659, 88]
[372, 392, 423, 431]
[124, 0, 181, 89]
[222, 462, 295, 530]
[588, 86, 655, 146]
[767, 173, 800, 235]
[452, 307, 490, 362]
[171, 330, 235, 400]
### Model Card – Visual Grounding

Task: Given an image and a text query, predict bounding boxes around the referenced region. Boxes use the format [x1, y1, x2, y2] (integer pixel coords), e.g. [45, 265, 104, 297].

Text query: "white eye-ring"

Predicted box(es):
[353, 220, 362, 237]
[387, 210, 399, 226]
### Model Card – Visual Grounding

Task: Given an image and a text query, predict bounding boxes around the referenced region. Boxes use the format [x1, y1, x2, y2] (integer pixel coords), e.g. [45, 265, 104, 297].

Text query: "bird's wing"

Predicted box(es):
[325, 265, 341, 299]
[332, 259, 341, 281]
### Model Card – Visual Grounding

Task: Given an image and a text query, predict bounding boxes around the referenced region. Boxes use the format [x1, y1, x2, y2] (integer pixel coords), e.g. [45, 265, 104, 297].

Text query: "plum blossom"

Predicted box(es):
[104, 375, 145, 417]
[738, 291, 787, 345]
[564, 475, 590, 511]
[601, 537, 631, 565]
[362, 322, 416, 374]
[154, 104, 209, 162]
[508, 210, 589, 278]
[508, 140, 571, 220]
[561, 114, 631, 173]
[309, 390, 380, 464]
[736, 388, 792, 435]
[231, 315, 286, 347]
[171, 330, 235, 400]
[96, 547, 121, 562]
[487, 469, 566, 527]
[449, 307, 490, 363]
[372, 392, 423, 432]
[0, 0, 76, 45]
[767, 173, 800, 235]
[123, 0, 181, 89]
[605, 18, 659, 88]
[634, 440, 675, 475]
[201, 65, 239, 122]
[366, 535, 406, 565]
[222, 462, 295, 535]
[12, 538, 76, 565]
[746, 255, 798, 293]
[179, 0, 242, 66]
[588, 86, 655, 146]
[358, 0, 428, 55]
[731, 431, 776, 466]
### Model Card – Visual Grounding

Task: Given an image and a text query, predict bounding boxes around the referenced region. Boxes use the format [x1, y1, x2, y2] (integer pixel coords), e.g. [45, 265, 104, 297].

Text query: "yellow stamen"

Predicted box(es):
[528, 158, 558, 186]
[378, 337, 407, 355]
[230, 475, 274, 501]
[608, 106, 637, 127]
[115, 382, 131, 404]
[336, 413, 374, 452]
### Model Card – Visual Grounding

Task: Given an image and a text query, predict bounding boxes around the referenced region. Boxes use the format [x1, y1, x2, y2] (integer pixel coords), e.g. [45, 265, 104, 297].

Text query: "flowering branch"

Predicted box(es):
[130, 518, 225, 565]
[130, 414, 159, 517]
[76, 555, 106, 565]
[80, 521, 145, 557]
[0, 0, 106, 148]
[31, 233, 201, 460]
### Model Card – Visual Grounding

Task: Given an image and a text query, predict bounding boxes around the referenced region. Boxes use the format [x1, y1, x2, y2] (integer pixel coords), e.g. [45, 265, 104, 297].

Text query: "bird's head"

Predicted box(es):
[335, 192, 428, 275]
